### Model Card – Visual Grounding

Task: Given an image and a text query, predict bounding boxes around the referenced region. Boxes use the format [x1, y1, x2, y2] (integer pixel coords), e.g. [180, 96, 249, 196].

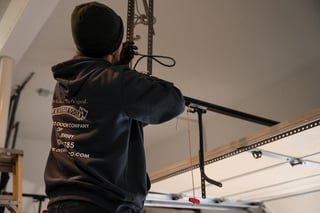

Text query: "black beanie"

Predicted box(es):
[71, 1, 124, 57]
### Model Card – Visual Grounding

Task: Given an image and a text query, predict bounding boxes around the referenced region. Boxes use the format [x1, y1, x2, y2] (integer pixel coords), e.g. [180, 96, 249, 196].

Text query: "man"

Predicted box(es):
[44, 1, 185, 213]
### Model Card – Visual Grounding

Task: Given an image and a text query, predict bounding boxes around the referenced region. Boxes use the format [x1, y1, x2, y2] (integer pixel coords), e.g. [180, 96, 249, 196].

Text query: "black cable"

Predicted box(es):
[133, 53, 176, 70]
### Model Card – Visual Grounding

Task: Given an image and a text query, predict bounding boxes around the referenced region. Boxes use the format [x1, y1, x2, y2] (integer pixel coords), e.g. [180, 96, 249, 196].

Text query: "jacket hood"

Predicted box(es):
[52, 56, 111, 97]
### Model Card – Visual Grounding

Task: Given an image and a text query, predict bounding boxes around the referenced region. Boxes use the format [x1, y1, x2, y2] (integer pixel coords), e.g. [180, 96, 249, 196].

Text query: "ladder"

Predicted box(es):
[0, 148, 23, 213]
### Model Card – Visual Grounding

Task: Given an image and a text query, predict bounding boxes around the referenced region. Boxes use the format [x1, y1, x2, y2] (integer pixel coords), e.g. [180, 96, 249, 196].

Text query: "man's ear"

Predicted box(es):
[111, 44, 123, 64]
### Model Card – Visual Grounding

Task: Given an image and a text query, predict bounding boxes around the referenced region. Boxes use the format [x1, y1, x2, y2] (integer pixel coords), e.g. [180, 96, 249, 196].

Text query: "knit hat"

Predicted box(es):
[71, 1, 124, 57]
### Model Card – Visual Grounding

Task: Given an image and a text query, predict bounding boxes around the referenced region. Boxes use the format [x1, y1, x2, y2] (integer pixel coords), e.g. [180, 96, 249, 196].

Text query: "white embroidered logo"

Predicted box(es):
[52, 106, 88, 121]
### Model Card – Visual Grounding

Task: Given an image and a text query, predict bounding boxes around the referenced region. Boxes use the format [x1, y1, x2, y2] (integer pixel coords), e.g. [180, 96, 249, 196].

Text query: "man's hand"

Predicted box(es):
[119, 41, 138, 65]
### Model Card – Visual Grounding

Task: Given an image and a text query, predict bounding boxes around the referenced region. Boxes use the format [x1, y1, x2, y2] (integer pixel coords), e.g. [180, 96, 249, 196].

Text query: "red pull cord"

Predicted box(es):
[186, 106, 200, 205]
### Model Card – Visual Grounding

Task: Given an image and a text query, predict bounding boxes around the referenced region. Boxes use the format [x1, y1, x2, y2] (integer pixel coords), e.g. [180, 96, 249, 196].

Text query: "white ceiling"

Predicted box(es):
[0, 1, 10, 20]
[3, 0, 320, 146]
[1, 0, 320, 212]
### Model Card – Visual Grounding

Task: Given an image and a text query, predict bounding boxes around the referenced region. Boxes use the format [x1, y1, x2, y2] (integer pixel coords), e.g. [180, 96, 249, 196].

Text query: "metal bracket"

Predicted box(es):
[251, 149, 320, 167]
[188, 106, 222, 199]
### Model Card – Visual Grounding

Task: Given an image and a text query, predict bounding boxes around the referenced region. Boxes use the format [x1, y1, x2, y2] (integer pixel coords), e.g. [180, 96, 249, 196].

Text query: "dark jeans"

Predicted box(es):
[47, 200, 136, 213]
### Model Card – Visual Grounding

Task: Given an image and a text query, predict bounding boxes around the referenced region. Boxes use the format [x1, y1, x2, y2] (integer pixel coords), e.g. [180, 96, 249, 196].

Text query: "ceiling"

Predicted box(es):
[0, 1, 10, 20]
[2, 0, 320, 147]
[1, 0, 320, 212]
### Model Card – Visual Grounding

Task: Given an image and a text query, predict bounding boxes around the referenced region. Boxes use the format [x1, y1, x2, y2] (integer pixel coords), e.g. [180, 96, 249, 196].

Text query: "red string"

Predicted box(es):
[186, 106, 198, 205]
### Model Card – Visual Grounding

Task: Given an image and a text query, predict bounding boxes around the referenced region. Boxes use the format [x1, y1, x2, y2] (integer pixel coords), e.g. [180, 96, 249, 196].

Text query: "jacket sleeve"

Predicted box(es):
[121, 69, 185, 124]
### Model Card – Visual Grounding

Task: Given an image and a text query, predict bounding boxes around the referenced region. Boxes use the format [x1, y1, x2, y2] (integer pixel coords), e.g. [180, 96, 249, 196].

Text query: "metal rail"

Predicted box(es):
[184, 96, 279, 127]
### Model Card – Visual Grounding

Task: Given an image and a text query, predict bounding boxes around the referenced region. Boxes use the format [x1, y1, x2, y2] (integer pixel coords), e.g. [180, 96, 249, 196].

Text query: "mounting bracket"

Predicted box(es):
[188, 106, 222, 199]
[251, 149, 320, 167]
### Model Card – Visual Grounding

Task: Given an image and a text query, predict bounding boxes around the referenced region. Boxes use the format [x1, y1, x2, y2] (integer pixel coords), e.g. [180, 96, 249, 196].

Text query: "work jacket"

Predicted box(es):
[44, 56, 185, 212]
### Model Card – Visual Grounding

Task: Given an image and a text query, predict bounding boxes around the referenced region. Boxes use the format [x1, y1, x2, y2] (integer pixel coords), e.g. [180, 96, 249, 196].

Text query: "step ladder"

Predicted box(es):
[0, 148, 23, 213]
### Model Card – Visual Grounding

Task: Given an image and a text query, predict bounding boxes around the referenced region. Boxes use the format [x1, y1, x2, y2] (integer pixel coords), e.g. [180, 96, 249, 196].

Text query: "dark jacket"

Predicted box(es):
[44, 56, 185, 212]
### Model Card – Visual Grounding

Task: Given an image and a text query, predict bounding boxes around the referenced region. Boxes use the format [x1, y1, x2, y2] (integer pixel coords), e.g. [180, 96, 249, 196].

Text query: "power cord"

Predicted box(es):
[133, 53, 176, 70]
